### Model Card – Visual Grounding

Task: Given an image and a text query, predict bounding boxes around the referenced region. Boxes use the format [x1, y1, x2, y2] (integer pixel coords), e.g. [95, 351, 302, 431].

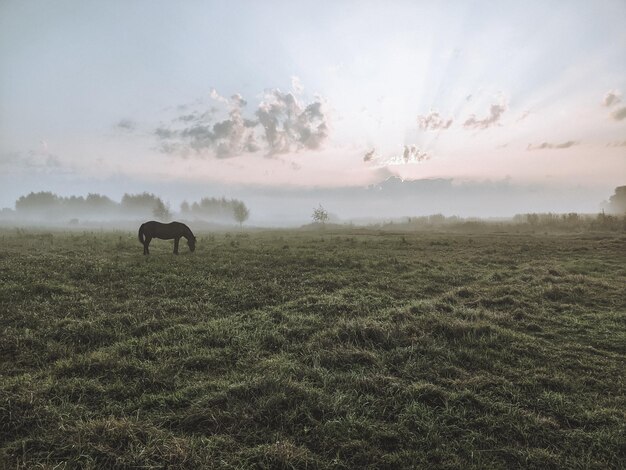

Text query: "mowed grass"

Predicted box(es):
[0, 229, 625, 469]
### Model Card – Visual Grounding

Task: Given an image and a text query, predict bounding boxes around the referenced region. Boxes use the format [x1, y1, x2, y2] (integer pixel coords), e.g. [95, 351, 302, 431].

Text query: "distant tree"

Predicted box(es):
[526, 213, 539, 227]
[607, 186, 626, 214]
[64, 195, 86, 211]
[15, 191, 60, 212]
[185, 196, 247, 221]
[152, 198, 172, 220]
[428, 214, 445, 225]
[312, 204, 329, 226]
[85, 193, 116, 210]
[121, 192, 162, 216]
[233, 201, 250, 230]
[180, 201, 190, 214]
[0, 207, 15, 218]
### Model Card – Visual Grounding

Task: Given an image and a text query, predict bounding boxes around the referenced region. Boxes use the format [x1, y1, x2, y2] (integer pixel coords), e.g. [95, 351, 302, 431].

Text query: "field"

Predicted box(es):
[1, 228, 625, 469]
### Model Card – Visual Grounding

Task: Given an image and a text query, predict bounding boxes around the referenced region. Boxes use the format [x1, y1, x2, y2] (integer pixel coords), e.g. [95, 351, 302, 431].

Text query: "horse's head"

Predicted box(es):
[188, 236, 196, 252]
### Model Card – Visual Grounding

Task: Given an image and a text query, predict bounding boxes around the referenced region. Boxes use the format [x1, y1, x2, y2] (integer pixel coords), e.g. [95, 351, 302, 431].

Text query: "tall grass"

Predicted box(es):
[1, 230, 624, 468]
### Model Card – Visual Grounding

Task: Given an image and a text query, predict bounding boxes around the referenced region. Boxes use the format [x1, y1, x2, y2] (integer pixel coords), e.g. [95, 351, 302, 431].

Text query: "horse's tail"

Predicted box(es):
[138, 224, 145, 244]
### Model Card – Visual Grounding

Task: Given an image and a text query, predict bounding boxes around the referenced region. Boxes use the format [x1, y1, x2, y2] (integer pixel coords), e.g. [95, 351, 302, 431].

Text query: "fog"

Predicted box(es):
[1, 180, 623, 229]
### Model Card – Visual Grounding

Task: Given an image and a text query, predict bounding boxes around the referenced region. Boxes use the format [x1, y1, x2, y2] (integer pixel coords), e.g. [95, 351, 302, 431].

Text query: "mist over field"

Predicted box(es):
[1, 182, 624, 230]
[1, 1, 625, 468]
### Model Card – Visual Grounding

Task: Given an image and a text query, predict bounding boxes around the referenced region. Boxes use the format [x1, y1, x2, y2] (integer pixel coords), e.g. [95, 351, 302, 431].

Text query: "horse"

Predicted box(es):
[138, 221, 196, 255]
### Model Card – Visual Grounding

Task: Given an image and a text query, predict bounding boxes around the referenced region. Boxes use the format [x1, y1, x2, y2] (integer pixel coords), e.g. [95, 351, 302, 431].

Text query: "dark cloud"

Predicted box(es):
[115, 119, 136, 131]
[363, 149, 376, 162]
[603, 90, 622, 107]
[400, 145, 430, 163]
[176, 111, 214, 123]
[417, 111, 453, 130]
[0, 150, 63, 171]
[365, 146, 430, 166]
[155, 127, 177, 139]
[256, 90, 329, 154]
[463, 100, 507, 129]
[156, 141, 185, 156]
[154, 86, 329, 158]
[611, 106, 626, 121]
[156, 93, 260, 158]
[526, 141, 579, 151]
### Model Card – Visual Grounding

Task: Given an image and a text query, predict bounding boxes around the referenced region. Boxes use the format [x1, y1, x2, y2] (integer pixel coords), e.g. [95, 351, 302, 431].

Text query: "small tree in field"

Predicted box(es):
[312, 204, 329, 226]
[233, 201, 250, 230]
[607, 186, 626, 214]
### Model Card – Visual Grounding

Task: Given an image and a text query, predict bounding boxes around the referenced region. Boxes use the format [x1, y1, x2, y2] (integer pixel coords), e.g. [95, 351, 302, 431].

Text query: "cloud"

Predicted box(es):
[601, 90, 625, 121]
[417, 111, 453, 130]
[603, 90, 622, 107]
[363, 148, 376, 162]
[154, 84, 329, 158]
[400, 145, 430, 163]
[0, 150, 63, 171]
[256, 89, 329, 154]
[291, 76, 304, 94]
[463, 98, 507, 129]
[209, 88, 229, 105]
[176, 109, 215, 123]
[365, 146, 430, 166]
[611, 106, 626, 121]
[115, 119, 136, 132]
[155, 127, 177, 139]
[155, 92, 259, 158]
[527, 141, 579, 151]
[516, 110, 532, 122]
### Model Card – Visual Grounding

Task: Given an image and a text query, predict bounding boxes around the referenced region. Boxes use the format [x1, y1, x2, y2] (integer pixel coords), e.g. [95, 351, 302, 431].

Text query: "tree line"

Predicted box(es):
[5, 191, 250, 225]
[374, 211, 625, 232]
[180, 197, 249, 227]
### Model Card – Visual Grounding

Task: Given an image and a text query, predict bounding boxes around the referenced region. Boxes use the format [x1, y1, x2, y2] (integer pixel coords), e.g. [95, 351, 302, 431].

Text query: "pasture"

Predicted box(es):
[0, 229, 625, 468]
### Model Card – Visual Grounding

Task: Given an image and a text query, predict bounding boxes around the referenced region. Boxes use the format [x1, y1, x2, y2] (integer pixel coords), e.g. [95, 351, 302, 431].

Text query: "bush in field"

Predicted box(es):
[233, 201, 250, 229]
[312, 204, 329, 225]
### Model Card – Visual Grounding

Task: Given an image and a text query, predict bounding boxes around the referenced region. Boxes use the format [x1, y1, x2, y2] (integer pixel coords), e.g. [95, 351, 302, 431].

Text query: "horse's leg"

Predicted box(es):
[144, 237, 151, 255]
[174, 237, 180, 255]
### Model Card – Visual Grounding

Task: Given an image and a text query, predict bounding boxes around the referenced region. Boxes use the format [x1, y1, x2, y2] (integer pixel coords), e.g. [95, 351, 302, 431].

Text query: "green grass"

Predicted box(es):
[1, 229, 625, 469]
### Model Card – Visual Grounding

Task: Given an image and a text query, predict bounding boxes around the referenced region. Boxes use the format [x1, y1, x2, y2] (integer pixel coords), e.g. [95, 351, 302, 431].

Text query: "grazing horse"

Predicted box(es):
[138, 221, 196, 255]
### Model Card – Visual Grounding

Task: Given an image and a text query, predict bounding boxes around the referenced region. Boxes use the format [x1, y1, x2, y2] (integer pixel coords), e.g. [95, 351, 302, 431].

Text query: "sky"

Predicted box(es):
[1, 0, 625, 222]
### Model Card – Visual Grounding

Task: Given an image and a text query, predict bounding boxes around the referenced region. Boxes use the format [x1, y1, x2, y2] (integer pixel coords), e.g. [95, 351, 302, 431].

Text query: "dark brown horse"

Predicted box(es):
[138, 221, 196, 255]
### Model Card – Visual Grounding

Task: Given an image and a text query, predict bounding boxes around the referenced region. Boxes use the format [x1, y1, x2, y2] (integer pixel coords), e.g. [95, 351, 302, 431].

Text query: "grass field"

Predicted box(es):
[1, 229, 625, 469]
